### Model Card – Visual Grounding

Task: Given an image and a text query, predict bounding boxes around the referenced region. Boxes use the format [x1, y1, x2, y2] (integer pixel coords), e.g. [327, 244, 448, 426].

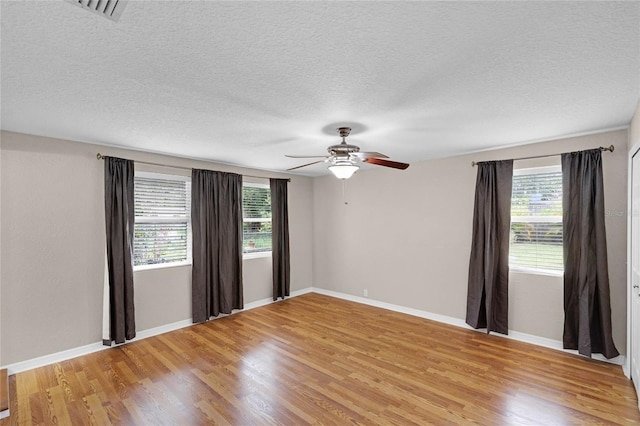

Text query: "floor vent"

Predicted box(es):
[65, 0, 128, 22]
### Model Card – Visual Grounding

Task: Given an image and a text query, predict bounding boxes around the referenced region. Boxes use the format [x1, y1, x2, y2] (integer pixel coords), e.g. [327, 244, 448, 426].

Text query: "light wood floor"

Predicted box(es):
[2, 293, 639, 425]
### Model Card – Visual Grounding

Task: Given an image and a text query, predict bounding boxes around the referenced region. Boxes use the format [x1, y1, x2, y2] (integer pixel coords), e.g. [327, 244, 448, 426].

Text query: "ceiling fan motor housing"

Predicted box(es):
[328, 143, 360, 159]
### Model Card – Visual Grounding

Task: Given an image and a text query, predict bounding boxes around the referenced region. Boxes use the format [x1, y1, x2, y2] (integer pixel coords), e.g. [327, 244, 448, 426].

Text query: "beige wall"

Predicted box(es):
[313, 129, 628, 352]
[0, 127, 631, 365]
[0, 131, 314, 365]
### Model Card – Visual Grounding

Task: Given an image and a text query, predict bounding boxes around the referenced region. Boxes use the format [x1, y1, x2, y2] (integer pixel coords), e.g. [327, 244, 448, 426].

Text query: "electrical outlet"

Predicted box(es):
[363, 289, 368, 297]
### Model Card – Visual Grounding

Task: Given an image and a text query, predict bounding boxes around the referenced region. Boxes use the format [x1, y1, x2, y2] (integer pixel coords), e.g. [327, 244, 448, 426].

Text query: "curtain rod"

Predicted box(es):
[96, 153, 291, 182]
[471, 145, 614, 167]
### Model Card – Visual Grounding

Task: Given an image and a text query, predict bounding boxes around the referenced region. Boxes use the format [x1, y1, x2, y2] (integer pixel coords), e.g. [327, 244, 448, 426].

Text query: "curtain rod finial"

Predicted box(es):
[609, 145, 615, 153]
[97, 153, 103, 160]
[471, 161, 477, 167]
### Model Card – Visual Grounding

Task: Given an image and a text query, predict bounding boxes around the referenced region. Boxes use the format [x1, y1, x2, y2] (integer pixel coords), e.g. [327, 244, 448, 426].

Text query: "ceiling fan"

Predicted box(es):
[286, 127, 410, 179]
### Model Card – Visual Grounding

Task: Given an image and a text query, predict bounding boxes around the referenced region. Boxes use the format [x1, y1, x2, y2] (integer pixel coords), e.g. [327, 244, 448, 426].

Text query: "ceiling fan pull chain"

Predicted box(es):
[343, 179, 348, 205]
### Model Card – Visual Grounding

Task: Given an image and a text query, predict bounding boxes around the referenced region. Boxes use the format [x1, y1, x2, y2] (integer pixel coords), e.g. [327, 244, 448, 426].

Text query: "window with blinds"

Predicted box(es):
[134, 173, 191, 268]
[510, 166, 563, 273]
[243, 183, 272, 254]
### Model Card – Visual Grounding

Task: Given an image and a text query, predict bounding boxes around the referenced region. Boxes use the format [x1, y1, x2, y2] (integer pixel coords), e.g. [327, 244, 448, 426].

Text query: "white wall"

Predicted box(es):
[313, 129, 628, 352]
[0, 131, 314, 365]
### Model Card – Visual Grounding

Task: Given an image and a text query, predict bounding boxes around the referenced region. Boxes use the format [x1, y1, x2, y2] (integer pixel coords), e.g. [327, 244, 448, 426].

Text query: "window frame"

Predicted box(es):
[133, 171, 192, 271]
[242, 181, 272, 259]
[510, 165, 564, 277]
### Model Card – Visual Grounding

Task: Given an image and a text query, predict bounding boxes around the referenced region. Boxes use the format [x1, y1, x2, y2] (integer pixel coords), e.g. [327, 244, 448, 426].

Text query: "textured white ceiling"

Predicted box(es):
[2, 1, 639, 176]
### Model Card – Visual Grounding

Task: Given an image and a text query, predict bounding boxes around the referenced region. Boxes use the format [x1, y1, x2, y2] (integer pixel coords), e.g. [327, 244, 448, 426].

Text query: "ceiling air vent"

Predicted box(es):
[65, 0, 128, 22]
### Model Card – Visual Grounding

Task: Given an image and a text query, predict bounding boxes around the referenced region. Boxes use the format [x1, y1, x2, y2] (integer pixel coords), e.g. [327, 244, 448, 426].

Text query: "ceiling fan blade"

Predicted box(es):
[285, 154, 329, 159]
[363, 157, 410, 170]
[286, 160, 325, 171]
[352, 151, 389, 159]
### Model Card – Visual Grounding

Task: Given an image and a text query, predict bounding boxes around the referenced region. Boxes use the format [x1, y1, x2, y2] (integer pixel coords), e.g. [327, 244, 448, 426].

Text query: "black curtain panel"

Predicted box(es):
[191, 169, 243, 323]
[270, 178, 291, 300]
[466, 160, 513, 335]
[104, 156, 136, 344]
[562, 149, 619, 359]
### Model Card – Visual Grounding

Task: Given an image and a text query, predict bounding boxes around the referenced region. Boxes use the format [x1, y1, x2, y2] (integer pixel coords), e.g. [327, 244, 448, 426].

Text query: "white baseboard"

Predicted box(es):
[3, 318, 195, 375]
[0, 409, 9, 420]
[2, 285, 623, 374]
[2, 287, 314, 375]
[4, 341, 110, 376]
[311, 287, 626, 367]
[311, 287, 470, 328]
[243, 287, 314, 311]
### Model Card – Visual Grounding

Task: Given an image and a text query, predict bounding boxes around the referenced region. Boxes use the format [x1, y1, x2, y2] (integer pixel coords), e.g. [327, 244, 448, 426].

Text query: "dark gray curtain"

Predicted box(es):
[191, 169, 243, 323]
[562, 149, 619, 359]
[270, 178, 290, 300]
[466, 160, 513, 335]
[104, 156, 136, 345]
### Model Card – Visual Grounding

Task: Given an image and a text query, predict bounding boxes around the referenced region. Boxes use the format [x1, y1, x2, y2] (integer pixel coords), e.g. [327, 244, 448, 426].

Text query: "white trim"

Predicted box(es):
[311, 288, 625, 366]
[509, 266, 564, 277]
[243, 287, 314, 311]
[3, 341, 110, 376]
[626, 141, 640, 380]
[0, 409, 9, 420]
[132, 319, 193, 342]
[498, 330, 625, 366]
[243, 251, 272, 260]
[134, 260, 192, 272]
[2, 287, 314, 375]
[311, 287, 469, 328]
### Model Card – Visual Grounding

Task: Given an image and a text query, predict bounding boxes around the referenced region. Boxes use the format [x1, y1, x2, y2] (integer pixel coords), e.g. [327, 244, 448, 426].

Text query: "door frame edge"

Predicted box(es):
[626, 141, 640, 380]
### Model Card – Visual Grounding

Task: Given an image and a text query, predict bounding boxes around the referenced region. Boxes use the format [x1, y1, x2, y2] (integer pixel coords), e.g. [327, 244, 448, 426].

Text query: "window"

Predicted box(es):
[510, 166, 563, 274]
[134, 172, 191, 268]
[243, 183, 272, 254]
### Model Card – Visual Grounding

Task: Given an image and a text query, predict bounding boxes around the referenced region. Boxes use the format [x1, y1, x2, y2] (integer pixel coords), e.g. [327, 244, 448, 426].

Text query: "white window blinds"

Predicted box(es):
[134, 174, 191, 267]
[510, 166, 563, 273]
[242, 183, 272, 254]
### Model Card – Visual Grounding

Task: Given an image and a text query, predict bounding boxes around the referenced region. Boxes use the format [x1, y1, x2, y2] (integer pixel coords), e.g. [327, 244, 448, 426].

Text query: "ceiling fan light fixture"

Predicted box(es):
[328, 161, 359, 179]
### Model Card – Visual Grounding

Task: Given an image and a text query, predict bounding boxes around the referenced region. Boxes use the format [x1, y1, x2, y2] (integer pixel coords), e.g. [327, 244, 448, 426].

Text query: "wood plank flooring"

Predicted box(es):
[2, 293, 639, 425]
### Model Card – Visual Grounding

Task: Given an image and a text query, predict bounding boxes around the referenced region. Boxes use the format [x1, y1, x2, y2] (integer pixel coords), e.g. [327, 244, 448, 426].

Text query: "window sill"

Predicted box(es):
[510, 266, 564, 278]
[243, 251, 272, 260]
[134, 260, 192, 272]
